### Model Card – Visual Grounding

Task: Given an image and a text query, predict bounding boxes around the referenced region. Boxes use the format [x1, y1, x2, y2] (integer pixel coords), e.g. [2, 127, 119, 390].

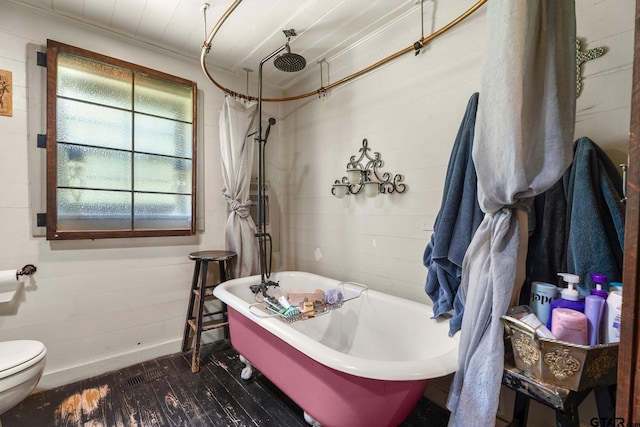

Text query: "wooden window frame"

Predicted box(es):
[45, 40, 197, 240]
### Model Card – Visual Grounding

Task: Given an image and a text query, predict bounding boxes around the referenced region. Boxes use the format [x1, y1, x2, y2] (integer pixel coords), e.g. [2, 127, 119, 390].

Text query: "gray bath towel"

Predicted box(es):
[423, 92, 483, 336]
[446, 1, 576, 426]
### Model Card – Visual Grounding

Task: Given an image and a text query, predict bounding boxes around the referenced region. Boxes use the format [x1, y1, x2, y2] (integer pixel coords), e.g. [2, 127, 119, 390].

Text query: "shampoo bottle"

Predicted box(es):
[590, 272, 609, 299]
[547, 273, 585, 330]
[604, 290, 623, 343]
[584, 294, 605, 345]
[609, 281, 623, 293]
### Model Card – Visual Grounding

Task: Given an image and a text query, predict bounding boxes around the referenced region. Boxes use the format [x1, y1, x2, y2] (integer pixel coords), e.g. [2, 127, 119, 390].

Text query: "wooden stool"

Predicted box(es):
[181, 250, 236, 373]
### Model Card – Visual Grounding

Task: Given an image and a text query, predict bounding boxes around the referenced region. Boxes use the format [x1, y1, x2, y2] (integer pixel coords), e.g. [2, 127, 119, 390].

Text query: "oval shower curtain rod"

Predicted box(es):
[201, 0, 487, 102]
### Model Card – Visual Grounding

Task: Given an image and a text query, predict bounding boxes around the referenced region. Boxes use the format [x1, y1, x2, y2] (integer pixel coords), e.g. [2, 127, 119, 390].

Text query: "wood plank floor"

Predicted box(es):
[1, 341, 451, 426]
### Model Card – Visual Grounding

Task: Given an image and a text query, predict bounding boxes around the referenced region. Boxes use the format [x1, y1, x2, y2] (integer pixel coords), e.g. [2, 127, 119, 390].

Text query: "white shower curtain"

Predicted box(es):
[446, 1, 576, 426]
[219, 96, 259, 278]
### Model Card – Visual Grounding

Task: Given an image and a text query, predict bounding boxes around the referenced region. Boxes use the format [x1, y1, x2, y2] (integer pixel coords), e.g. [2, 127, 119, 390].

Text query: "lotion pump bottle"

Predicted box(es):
[546, 273, 585, 330]
[590, 272, 609, 300]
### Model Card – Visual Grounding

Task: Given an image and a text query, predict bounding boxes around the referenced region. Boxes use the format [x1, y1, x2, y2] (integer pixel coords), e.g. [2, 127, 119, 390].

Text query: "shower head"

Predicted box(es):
[264, 117, 276, 142]
[273, 42, 306, 72]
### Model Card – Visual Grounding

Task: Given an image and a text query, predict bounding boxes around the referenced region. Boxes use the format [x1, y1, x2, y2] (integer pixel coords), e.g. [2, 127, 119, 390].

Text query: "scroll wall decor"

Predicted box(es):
[331, 138, 406, 198]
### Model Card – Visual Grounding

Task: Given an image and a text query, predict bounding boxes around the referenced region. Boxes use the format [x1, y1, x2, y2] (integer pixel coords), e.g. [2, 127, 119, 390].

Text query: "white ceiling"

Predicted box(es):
[7, 0, 428, 90]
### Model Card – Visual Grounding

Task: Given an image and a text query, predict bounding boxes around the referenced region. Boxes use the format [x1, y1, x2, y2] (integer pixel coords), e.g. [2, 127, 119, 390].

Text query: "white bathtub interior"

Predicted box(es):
[216, 272, 460, 380]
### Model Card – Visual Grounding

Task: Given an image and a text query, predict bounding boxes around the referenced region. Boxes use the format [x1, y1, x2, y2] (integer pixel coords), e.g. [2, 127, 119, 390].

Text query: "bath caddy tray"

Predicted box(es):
[250, 282, 367, 323]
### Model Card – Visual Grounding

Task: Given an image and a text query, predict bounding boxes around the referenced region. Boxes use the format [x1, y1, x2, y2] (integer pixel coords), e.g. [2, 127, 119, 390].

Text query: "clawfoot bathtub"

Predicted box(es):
[213, 271, 458, 427]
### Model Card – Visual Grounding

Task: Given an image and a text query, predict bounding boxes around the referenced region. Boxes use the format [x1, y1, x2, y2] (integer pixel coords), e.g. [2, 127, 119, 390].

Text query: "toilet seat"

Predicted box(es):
[0, 340, 46, 380]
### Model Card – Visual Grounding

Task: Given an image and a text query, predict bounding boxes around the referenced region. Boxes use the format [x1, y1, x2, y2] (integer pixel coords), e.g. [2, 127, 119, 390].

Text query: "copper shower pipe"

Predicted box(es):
[200, 0, 488, 103]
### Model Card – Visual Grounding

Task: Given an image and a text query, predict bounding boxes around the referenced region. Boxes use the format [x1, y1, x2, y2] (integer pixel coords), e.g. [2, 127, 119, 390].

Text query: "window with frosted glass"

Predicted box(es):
[46, 40, 197, 240]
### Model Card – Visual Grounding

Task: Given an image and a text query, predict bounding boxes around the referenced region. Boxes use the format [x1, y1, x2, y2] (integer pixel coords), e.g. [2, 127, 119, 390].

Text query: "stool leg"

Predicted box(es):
[555, 389, 591, 427]
[594, 385, 616, 422]
[555, 408, 579, 427]
[224, 256, 233, 281]
[181, 260, 201, 353]
[191, 260, 209, 373]
[510, 392, 530, 427]
[219, 259, 231, 340]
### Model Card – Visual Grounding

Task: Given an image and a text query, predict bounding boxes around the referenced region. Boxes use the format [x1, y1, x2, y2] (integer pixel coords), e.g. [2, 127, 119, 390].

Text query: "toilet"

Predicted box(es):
[0, 340, 46, 424]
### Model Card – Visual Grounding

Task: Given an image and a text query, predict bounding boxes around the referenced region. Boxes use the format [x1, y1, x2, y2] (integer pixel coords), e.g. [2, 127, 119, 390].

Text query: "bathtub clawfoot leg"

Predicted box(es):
[238, 354, 253, 380]
[303, 411, 322, 427]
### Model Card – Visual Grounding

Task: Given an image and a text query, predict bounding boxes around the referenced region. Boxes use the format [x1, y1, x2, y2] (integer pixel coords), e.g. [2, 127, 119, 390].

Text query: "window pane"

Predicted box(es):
[57, 189, 132, 231]
[58, 144, 132, 191]
[134, 73, 193, 122]
[134, 114, 192, 158]
[58, 52, 132, 110]
[134, 153, 192, 194]
[57, 98, 132, 150]
[48, 41, 197, 240]
[134, 193, 191, 230]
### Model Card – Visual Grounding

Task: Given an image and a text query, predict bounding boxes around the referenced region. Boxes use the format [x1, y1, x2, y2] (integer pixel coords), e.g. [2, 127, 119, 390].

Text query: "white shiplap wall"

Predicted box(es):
[0, 1, 269, 388]
[278, 0, 634, 424]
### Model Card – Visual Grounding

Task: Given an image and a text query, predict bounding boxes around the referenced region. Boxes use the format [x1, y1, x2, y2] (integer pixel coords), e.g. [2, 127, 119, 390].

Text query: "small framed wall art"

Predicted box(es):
[0, 69, 12, 117]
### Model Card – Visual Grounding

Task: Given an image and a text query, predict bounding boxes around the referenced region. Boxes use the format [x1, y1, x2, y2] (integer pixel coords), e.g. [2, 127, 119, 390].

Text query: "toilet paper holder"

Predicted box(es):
[16, 264, 37, 280]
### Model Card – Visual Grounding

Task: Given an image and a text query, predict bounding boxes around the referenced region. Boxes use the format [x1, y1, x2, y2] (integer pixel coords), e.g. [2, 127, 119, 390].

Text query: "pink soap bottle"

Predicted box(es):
[551, 308, 588, 345]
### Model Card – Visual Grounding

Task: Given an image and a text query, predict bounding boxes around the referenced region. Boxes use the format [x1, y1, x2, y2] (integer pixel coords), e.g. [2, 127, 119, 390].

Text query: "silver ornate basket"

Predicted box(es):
[501, 315, 618, 391]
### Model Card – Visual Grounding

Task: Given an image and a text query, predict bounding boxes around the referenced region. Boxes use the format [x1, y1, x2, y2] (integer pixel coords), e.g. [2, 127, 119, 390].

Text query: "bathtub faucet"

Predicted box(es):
[250, 280, 280, 297]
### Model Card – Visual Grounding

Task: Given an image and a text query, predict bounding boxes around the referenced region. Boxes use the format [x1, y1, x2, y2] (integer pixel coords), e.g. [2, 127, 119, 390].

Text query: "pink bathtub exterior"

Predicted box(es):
[213, 271, 459, 427]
